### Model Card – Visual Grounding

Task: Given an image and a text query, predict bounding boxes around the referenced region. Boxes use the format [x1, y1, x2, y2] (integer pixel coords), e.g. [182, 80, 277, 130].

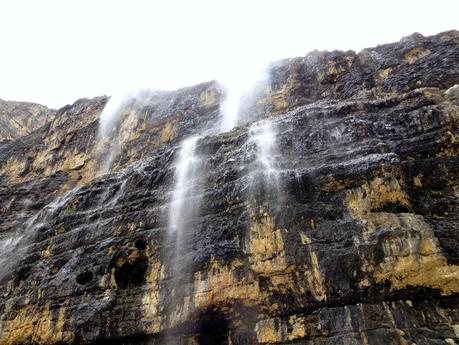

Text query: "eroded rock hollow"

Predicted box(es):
[0, 31, 458, 344]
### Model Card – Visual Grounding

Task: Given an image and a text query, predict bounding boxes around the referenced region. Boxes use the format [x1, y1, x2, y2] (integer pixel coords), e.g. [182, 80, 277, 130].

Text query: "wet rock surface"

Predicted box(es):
[0, 31, 458, 344]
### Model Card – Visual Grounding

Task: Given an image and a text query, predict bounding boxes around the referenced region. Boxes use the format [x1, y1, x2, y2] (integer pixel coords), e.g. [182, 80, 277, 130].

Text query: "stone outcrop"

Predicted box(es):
[0, 31, 458, 344]
[0, 99, 55, 141]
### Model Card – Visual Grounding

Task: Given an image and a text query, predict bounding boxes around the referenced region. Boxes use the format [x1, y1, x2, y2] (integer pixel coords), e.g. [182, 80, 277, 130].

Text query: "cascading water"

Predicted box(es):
[220, 83, 242, 132]
[219, 62, 269, 133]
[0, 188, 80, 282]
[167, 61, 270, 240]
[97, 93, 138, 176]
[164, 136, 203, 338]
[164, 62, 274, 338]
[248, 120, 280, 190]
[168, 136, 201, 240]
[166, 66, 270, 253]
[168, 136, 201, 271]
[98, 93, 128, 141]
[97, 94, 126, 176]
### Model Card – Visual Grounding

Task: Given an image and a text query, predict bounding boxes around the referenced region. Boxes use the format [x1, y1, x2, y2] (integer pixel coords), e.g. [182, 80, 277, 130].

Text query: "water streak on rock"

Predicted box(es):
[0, 188, 80, 282]
[167, 136, 202, 266]
[97, 94, 128, 141]
[248, 120, 280, 189]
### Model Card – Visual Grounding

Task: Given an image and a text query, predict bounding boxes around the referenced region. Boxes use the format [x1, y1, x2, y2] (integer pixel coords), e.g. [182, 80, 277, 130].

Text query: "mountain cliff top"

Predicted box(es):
[0, 99, 55, 141]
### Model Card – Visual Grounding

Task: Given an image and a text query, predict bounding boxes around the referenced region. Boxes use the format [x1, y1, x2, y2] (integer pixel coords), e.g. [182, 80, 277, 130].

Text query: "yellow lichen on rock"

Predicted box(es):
[255, 314, 314, 344]
[321, 174, 349, 192]
[246, 205, 287, 274]
[41, 245, 53, 258]
[142, 256, 165, 334]
[413, 173, 423, 187]
[255, 318, 280, 343]
[346, 175, 459, 295]
[300, 234, 327, 301]
[193, 258, 259, 308]
[256, 71, 302, 114]
[377, 67, 394, 82]
[256, 85, 290, 114]
[160, 120, 177, 144]
[270, 92, 290, 112]
[346, 174, 411, 220]
[244, 204, 327, 305]
[199, 87, 219, 106]
[0, 156, 29, 183]
[165, 258, 259, 327]
[404, 47, 431, 64]
[0, 302, 72, 345]
[371, 214, 459, 295]
[326, 62, 346, 81]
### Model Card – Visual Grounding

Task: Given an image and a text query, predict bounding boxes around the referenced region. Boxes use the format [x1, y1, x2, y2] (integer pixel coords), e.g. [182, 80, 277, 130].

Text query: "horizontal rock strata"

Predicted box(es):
[0, 30, 458, 344]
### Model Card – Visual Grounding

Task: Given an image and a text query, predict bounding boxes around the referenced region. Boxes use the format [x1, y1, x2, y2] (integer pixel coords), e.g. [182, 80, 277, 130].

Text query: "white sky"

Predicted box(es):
[0, 0, 457, 108]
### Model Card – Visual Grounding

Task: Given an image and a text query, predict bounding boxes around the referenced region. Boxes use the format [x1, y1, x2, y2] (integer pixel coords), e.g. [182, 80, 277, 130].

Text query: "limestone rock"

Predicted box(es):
[0, 30, 458, 345]
[0, 99, 55, 140]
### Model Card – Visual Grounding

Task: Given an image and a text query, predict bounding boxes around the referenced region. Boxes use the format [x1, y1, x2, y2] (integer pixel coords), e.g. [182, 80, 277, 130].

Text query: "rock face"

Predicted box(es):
[0, 99, 55, 141]
[0, 31, 458, 345]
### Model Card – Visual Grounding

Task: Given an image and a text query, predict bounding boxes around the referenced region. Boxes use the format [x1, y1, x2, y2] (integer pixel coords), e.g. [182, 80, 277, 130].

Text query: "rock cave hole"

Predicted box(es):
[195, 308, 229, 345]
[76, 270, 93, 285]
[114, 256, 148, 289]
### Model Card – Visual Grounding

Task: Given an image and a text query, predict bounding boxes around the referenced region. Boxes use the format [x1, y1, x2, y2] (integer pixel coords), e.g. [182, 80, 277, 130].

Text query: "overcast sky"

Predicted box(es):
[0, 0, 457, 108]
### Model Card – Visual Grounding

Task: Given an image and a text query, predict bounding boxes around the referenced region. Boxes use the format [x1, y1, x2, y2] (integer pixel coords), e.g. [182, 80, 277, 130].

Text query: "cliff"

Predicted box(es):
[0, 31, 458, 344]
[0, 99, 55, 141]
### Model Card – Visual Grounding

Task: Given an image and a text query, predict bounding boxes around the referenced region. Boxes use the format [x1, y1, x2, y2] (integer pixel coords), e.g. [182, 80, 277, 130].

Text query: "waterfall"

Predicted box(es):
[166, 61, 271, 242]
[167, 136, 201, 265]
[96, 94, 127, 176]
[98, 93, 128, 141]
[220, 83, 242, 132]
[96, 92, 143, 176]
[163, 135, 203, 338]
[248, 120, 280, 190]
[164, 66, 273, 334]
[219, 62, 269, 133]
